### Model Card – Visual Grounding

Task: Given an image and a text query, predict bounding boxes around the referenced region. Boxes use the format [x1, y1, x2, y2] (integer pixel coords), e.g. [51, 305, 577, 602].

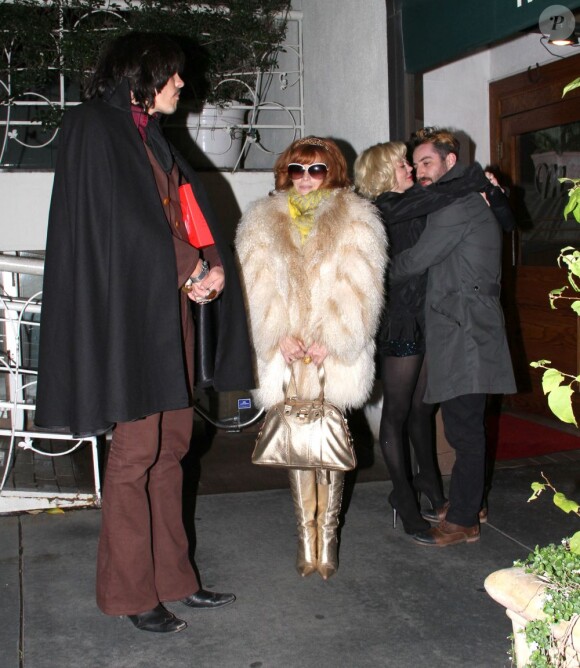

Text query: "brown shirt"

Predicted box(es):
[144, 143, 221, 287]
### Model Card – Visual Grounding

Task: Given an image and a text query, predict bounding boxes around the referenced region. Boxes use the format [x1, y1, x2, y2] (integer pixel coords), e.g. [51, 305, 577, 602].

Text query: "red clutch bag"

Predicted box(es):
[178, 183, 215, 249]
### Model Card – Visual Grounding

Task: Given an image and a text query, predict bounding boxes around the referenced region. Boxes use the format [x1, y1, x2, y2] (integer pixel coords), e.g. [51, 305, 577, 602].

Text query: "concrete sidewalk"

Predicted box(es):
[3, 455, 580, 668]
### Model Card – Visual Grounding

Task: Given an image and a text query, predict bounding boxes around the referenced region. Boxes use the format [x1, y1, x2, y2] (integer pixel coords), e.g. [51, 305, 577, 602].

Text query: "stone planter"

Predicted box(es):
[485, 566, 580, 667]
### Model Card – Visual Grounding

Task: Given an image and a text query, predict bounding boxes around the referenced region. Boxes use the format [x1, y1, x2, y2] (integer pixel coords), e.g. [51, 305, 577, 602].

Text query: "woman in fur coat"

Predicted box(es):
[235, 137, 387, 579]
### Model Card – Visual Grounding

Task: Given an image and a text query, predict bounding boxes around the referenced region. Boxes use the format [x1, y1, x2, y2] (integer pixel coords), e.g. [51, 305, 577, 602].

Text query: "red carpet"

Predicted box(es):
[488, 414, 580, 460]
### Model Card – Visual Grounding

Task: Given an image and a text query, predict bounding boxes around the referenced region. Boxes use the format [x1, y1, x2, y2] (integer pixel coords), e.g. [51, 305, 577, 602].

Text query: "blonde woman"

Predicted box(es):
[355, 140, 508, 538]
[236, 137, 386, 579]
[355, 142, 448, 537]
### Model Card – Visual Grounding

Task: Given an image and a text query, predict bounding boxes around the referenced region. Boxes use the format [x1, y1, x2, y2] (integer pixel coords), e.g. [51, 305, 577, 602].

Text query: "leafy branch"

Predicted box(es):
[530, 360, 580, 426]
[559, 177, 580, 225]
[528, 472, 580, 555]
[530, 178, 580, 425]
[516, 76, 580, 668]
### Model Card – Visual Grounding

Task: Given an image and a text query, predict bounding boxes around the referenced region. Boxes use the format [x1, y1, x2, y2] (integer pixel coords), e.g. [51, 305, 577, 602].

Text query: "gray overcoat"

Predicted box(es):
[390, 164, 517, 404]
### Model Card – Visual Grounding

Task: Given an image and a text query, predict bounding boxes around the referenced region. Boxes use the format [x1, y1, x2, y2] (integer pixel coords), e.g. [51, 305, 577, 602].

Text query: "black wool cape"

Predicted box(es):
[35, 81, 254, 436]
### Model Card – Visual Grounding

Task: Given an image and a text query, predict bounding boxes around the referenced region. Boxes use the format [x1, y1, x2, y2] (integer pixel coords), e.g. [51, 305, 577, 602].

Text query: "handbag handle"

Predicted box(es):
[282, 363, 325, 403]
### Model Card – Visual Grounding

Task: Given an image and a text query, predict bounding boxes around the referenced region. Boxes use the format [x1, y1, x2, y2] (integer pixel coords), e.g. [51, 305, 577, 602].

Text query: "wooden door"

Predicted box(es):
[490, 54, 580, 417]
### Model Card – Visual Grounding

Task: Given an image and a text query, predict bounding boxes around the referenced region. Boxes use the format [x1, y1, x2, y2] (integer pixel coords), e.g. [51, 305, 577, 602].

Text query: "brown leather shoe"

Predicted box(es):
[422, 502, 488, 525]
[412, 520, 480, 547]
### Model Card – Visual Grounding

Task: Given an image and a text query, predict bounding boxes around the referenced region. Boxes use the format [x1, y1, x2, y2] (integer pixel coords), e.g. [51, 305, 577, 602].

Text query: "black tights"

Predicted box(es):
[379, 354, 443, 533]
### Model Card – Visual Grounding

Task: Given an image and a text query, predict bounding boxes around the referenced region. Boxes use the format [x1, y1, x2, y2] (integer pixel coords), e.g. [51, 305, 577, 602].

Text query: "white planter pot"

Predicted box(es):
[185, 104, 246, 169]
[485, 566, 580, 667]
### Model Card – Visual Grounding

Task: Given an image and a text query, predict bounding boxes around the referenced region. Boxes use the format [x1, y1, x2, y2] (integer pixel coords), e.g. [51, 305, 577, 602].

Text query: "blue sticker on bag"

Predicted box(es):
[238, 398, 252, 410]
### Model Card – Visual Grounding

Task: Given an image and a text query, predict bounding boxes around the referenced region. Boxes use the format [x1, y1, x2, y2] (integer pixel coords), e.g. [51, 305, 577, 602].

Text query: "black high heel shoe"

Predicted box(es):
[388, 490, 430, 535]
[412, 473, 447, 522]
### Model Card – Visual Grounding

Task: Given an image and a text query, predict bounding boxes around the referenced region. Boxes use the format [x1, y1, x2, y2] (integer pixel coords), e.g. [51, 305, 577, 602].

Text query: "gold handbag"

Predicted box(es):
[251, 365, 356, 471]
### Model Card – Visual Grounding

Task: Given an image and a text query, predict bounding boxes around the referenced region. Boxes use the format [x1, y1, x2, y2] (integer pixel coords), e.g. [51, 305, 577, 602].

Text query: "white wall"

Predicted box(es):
[0, 171, 273, 251]
[0, 172, 54, 251]
[423, 34, 577, 167]
[301, 0, 389, 158]
[422, 49, 491, 165]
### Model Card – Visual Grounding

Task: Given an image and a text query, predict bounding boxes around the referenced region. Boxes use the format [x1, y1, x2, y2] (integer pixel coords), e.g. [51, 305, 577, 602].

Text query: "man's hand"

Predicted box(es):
[187, 266, 225, 303]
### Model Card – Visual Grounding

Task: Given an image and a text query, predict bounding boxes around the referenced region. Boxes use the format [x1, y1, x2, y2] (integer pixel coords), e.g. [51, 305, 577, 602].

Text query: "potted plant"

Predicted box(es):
[0, 0, 291, 167]
[485, 76, 580, 668]
[485, 475, 580, 667]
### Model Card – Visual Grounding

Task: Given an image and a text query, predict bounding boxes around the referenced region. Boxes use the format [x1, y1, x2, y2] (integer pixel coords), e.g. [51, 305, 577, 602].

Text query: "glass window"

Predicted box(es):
[517, 120, 580, 266]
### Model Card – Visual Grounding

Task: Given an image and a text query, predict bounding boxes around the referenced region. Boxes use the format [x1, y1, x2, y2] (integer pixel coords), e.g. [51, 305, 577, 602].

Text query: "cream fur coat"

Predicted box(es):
[235, 188, 387, 411]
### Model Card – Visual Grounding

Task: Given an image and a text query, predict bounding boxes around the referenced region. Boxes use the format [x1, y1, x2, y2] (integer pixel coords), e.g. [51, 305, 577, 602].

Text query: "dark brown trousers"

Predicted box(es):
[96, 299, 199, 616]
[96, 406, 199, 615]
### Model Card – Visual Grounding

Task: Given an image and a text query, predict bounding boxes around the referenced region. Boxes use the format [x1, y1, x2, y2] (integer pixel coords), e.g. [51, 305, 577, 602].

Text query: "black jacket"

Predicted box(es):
[35, 80, 254, 436]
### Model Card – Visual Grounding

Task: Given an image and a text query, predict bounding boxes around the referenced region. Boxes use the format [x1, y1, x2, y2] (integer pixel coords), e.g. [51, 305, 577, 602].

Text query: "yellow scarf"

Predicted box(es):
[288, 189, 332, 243]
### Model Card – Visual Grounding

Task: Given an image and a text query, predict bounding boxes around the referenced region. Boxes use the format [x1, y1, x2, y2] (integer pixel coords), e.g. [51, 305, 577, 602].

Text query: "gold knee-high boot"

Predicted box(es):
[316, 469, 345, 580]
[288, 468, 318, 577]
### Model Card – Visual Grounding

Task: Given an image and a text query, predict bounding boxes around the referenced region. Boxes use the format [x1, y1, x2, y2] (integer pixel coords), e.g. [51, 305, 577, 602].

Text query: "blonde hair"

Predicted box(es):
[354, 142, 408, 199]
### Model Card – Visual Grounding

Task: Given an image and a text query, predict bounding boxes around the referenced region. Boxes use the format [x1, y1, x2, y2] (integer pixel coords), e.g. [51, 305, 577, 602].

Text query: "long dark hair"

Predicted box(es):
[85, 32, 185, 110]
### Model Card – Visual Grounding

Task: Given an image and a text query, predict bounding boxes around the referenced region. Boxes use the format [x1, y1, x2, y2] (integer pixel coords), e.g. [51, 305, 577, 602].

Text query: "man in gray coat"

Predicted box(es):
[390, 127, 516, 547]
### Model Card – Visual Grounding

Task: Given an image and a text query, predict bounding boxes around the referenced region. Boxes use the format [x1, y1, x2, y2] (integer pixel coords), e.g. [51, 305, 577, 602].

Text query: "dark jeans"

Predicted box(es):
[440, 393, 487, 527]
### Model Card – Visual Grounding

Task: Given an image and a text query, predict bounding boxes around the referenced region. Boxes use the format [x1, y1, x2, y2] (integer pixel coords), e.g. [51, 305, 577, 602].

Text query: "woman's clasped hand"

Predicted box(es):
[279, 336, 327, 366]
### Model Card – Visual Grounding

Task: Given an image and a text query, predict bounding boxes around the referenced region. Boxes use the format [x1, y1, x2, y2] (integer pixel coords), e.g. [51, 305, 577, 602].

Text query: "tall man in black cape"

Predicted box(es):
[35, 33, 254, 634]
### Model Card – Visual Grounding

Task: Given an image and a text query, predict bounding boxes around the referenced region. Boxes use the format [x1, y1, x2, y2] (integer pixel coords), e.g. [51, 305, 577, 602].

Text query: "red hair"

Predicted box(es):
[274, 136, 350, 191]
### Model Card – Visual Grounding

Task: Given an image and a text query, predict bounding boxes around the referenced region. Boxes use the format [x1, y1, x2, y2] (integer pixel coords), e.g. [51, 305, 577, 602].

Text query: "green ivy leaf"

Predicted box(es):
[547, 384, 577, 426]
[561, 250, 580, 278]
[553, 492, 580, 514]
[569, 531, 580, 555]
[560, 249, 580, 261]
[571, 301, 580, 316]
[531, 359, 551, 368]
[529, 482, 546, 501]
[563, 77, 580, 96]
[550, 286, 567, 298]
[542, 368, 565, 394]
[563, 188, 580, 223]
[570, 272, 580, 292]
